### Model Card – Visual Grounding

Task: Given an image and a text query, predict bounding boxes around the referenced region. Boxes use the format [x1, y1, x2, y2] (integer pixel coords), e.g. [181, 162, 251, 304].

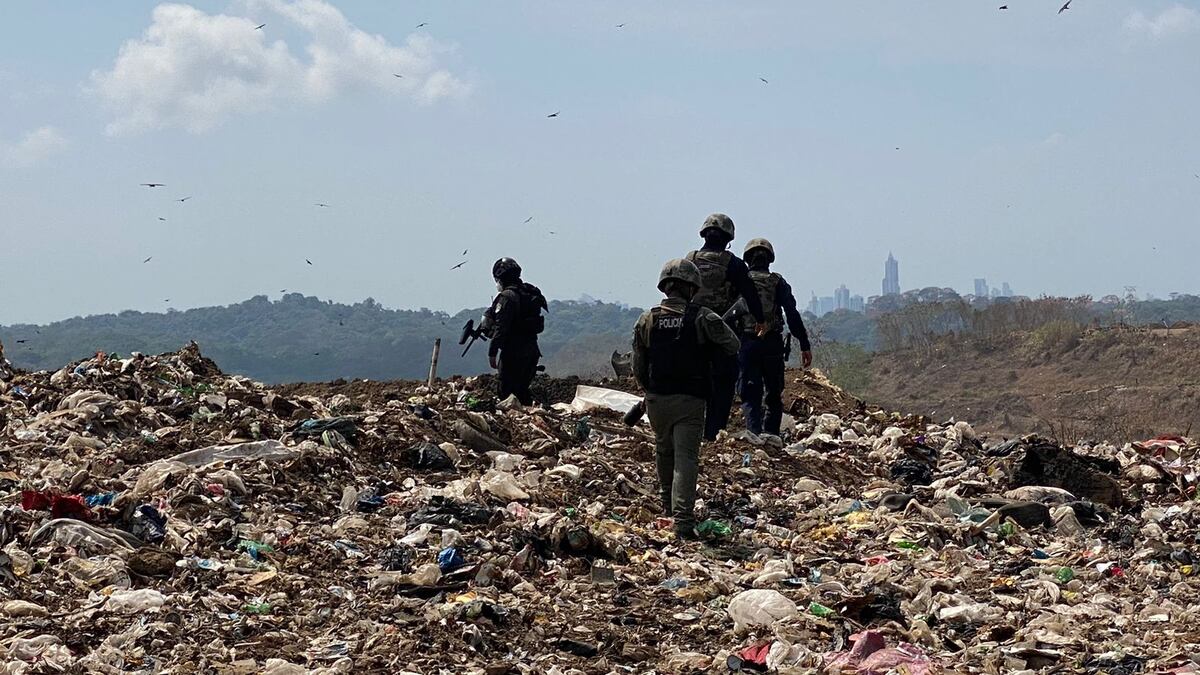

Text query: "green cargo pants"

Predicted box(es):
[645, 392, 706, 533]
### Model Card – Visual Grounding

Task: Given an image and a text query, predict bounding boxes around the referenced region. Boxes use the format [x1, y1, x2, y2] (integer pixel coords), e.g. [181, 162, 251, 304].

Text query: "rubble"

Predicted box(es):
[1, 342, 1200, 671]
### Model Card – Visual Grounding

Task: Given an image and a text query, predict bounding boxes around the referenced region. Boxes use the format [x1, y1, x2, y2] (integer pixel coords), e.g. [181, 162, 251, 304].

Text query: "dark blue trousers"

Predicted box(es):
[738, 334, 786, 435]
[704, 354, 738, 441]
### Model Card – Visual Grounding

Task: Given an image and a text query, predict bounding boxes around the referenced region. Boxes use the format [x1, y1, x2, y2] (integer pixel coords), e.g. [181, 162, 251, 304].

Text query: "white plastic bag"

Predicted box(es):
[560, 386, 642, 414]
[106, 588, 166, 614]
[167, 439, 296, 467]
[481, 470, 530, 501]
[727, 589, 799, 631]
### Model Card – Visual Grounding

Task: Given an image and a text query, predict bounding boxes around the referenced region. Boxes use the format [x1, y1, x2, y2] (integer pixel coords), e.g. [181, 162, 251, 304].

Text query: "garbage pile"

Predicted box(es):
[2, 342, 1200, 673]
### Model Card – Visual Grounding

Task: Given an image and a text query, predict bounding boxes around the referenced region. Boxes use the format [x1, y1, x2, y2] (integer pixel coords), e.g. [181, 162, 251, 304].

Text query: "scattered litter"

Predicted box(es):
[0, 343, 1194, 670]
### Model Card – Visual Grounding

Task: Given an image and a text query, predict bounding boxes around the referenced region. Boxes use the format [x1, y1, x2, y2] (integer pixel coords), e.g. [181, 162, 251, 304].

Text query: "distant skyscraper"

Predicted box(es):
[1002, 282, 1014, 297]
[819, 296, 836, 316]
[807, 292, 820, 316]
[974, 278, 989, 298]
[849, 295, 865, 313]
[882, 253, 900, 296]
[835, 285, 850, 311]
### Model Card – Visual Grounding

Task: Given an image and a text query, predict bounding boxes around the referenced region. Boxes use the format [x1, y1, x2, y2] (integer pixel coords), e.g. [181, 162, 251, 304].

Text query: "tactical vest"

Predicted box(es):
[744, 271, 785, 334]
[685, 250, 735, 314]
[646, 305, 710, 399]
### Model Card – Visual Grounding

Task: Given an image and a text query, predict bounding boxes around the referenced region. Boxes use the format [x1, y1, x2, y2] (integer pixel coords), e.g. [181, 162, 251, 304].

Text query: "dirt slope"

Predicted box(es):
[864, 324, 1200, 443]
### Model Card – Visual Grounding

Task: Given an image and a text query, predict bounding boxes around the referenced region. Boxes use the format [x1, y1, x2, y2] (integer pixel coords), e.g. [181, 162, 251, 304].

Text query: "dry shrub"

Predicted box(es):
[1027, 320, 1084, 355]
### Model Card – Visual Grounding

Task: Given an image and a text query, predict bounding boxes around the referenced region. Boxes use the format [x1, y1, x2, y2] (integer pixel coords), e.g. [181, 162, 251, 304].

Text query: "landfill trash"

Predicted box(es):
[727, 590, 800, 631]
[437, 546, 466, 573]
[406, 441, 455, 470]
[557, 385, 642, 415]
[2, 343, 1200, 671]
[106, 588, 166, 614]
[695, 519, 732, 539]
[129, 504, 167, 543]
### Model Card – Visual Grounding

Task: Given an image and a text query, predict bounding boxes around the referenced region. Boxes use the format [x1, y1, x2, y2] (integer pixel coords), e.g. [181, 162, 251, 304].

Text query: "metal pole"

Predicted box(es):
[427, 338, 441, 389]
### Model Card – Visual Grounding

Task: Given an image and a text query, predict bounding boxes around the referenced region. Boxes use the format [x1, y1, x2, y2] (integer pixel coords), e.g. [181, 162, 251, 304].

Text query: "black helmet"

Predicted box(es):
[492, 257, 522, 281]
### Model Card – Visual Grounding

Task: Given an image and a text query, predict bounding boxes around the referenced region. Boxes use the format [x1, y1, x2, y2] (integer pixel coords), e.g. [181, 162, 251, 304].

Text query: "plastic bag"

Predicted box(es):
[481, 470, 530, 501]
[1, 600, 48, 617]
[727, 589, 799, 631]
[106, 588, 166, 613]
[560, 385, 642, 415]
[31, 519, 137, 554]
[167, 439, 296, 467]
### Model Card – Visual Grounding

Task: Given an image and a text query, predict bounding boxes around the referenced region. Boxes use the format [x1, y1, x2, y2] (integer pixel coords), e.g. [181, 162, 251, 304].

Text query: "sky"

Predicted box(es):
[2, 0, 1199, 324]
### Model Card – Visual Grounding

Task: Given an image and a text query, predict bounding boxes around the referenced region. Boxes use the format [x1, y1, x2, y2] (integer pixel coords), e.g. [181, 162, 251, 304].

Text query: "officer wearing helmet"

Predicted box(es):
[731, 238, 812, 436]
[685, 213, 767, 441]
[486, 257, 547, 405]
[632, 258, 740, 540]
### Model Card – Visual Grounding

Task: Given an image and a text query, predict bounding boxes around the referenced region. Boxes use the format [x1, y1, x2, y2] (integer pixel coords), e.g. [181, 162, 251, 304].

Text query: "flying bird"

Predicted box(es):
[999, 5, 1008, 9]
[280, 289, 287, 293]
[177, 196, 191, 202]
[255, 23, 266, 29]
[462, 249, 468, 256]
[393, 73, 404, 78]
[450, 261, 467, 270]
[616, 23, 625, 28]
[759, 77, 769, 84]
[15, 340, 27, 344]
[143, 256, 153, 264]
[314, 203, 330, 208]
[416, 22, 428, 28]
[140, 183, 165, 188]
[1058, 0, 1070, 13]
[305, 259, 313, 265]
[158, 217, 167, 222]
[547, 111, 559, 118]
[523, 216, 534, 224]
[548, 231, 557, 235]
[164, 299, 170, 302]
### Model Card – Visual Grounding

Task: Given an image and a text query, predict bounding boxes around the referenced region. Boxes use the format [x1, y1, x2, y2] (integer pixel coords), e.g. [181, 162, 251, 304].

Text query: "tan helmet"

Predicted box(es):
[657, 258, 702, 292]
[743, 237, 775, 263]
[700, 213, 735, 240]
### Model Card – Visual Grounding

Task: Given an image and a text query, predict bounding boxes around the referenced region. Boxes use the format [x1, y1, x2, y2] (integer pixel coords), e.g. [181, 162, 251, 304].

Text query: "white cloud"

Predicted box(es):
[1124, 5, 1200, 40]
[0, 127, 68, 169]
[90, 1, 470, 135]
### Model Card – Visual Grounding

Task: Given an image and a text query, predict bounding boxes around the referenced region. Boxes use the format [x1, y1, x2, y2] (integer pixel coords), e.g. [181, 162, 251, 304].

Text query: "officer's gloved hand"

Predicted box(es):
[755, 322, 768, 337]
[802, 351, 813, 369]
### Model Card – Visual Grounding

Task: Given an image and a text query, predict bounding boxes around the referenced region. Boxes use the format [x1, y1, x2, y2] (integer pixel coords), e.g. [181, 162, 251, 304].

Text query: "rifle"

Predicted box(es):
[459, 307, 497, 357]
[783, 332, 793, 362]
[459, 319, 487, 357]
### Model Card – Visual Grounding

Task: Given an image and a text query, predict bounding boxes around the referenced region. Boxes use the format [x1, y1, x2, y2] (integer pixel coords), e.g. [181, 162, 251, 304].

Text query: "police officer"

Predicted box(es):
[685, 213, 766, 440]
[486, 258, 547, 405]
[632, 259, 740, 539]
[735, 238, 812, 436]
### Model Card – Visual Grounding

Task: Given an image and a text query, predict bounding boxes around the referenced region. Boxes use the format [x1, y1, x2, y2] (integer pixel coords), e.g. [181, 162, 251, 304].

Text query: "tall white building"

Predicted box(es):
[882, 254, 900, 296]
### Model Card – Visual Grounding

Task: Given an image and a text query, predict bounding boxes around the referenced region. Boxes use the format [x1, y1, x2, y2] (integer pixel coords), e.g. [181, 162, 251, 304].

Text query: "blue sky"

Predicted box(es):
[2, 1, 1199, 324]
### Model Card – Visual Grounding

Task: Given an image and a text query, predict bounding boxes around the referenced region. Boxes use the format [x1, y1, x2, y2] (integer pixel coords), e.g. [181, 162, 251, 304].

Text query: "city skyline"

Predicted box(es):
[806, 253, 1025, 317]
